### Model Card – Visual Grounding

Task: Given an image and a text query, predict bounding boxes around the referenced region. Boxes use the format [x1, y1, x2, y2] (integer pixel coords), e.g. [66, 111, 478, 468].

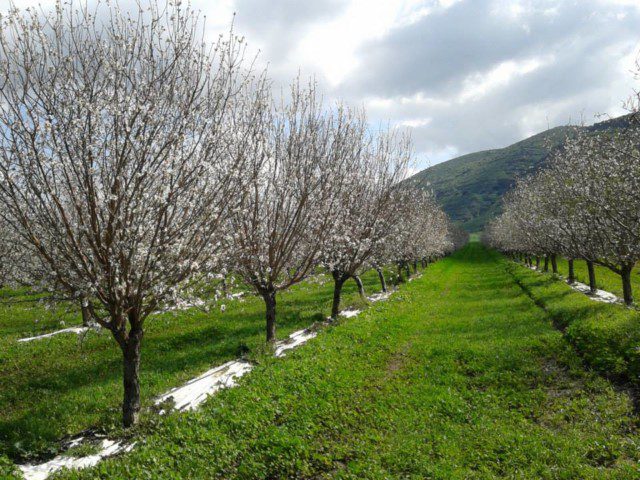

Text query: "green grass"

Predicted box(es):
[0, 269, 393, 464]
[508, 261, 640, 384]
[26, 243, 640, 479]
[550, 258, 640, 302]
[0, 287, 81, 338]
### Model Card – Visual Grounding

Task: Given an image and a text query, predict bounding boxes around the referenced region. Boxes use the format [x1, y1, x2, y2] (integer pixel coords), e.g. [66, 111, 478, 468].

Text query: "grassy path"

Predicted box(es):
[21, 244, 640, 478]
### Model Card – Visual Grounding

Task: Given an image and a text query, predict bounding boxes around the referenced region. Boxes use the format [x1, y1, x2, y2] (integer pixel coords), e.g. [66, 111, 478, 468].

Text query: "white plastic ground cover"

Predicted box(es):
[15, 287, 394, 478]
[274, 329, 317, 357]
[570, 281, 620, 303]
[339, 309, 361, 318]
[19, 439, 134, 480]
[525, 265, 621, 304]
[16, 327, 316, 479]
[154, 327, 320, 414]
[16, 328, 317, 479]
[367, 291, 392, 303]
[154, 359, 253, 414]
[18, 326, 93, 343]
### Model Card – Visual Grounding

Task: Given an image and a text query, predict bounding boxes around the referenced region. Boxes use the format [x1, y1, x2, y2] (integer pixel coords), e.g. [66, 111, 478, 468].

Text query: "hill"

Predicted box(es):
[408, 114, 632, 232]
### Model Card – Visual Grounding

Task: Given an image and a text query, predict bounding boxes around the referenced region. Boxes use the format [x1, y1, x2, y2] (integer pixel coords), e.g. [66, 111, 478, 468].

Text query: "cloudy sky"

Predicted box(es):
[5, 0, 640, 172]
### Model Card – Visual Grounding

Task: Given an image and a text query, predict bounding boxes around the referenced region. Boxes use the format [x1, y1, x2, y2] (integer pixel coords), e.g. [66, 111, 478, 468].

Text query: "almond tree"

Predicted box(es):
[486, 177, 587, 277]
[501, 180, 566, 273]
[228, 81, 350, 342]
[487, 124, 640, 305]
[531, 136, 604, 288]
[560, 127, 640, 304]
[392, 189, 450, 278]
[446, 223, 470, 254]
[0, 218, 26, 289]
[322, 124, 411, 319]
[0, 0, 266, 426]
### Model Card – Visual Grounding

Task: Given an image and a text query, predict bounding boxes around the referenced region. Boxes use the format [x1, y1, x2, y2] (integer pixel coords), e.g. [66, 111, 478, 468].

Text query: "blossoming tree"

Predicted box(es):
[0, 0, 266, 426]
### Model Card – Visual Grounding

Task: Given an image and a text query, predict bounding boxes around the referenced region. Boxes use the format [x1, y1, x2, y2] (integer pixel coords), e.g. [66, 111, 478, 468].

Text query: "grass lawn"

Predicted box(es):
[0, 269, 391, 465]
[551, 258, 640, 302]
[0, 288, 82, 338]
[18, 242, 637, 479]
[507, 259, 640, 386]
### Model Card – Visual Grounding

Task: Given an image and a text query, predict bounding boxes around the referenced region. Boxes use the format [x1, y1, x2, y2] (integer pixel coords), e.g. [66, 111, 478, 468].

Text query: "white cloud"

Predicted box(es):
[457, 56, 553, 103]
[2, 0, 639, 169]
[291, 0, 435, 85]
[400, 117, 432, 128]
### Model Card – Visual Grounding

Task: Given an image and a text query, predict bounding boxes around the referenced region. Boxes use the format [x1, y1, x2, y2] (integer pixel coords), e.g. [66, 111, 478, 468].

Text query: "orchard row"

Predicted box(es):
[0, 2, 466, 429]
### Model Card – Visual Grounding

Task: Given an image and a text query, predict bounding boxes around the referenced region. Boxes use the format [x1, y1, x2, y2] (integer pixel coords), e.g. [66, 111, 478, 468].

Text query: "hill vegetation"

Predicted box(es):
[408, 115, 632, 232]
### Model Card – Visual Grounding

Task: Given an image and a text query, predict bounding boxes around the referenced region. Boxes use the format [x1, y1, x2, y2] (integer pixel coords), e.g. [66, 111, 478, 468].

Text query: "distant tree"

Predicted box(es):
[227, 81, 350, 342]
[390, 189, 450, 281]
[446, 223, 470, 253]
[321, 123, 411, 319]
[486, 124, 640, 305]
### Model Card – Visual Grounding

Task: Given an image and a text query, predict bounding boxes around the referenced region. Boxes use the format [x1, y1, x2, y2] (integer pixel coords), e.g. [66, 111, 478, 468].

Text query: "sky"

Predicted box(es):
[3, 0, 640, 173]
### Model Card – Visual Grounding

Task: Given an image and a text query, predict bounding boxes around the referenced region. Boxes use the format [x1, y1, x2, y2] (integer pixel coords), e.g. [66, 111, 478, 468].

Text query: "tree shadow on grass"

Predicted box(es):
[0, 279, 353, 461]
[0, 266, 391, 461]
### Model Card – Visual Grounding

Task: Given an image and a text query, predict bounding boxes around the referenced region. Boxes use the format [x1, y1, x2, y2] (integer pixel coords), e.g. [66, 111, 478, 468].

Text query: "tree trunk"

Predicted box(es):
[413, 260, 418, 273]
[551, 254, 558, 274]
[331, 272, 346, 319]
[587, 260, 597, 294]
[262, 290, 277, 342]
[221, 274, 228, 296]
[375, 267, 387, 293]
[80, 297, 91, 327]
[397, 264, 404, 283]
[567, 259, 575, 284]
[621, 263, 634, 306]
[122, 325, 143, 428]
[535, 256, 540, 269]
[543, 256, 549, 272]
[353, 275, 366, 301]
[405, 263, 411, 278]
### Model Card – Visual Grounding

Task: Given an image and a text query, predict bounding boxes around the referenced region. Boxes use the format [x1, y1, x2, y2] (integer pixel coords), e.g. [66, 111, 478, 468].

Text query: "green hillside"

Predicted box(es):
[409, 115, 631, 232]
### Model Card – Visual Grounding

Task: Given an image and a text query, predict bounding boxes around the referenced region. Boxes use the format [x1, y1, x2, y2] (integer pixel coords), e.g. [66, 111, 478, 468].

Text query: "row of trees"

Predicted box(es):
[0, 2, 464, 428]
[484, 117, 640, 306]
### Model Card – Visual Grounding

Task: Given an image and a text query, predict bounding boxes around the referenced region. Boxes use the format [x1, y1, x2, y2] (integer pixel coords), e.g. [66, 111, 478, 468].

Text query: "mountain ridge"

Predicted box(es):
[408, 114, 632, 232]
